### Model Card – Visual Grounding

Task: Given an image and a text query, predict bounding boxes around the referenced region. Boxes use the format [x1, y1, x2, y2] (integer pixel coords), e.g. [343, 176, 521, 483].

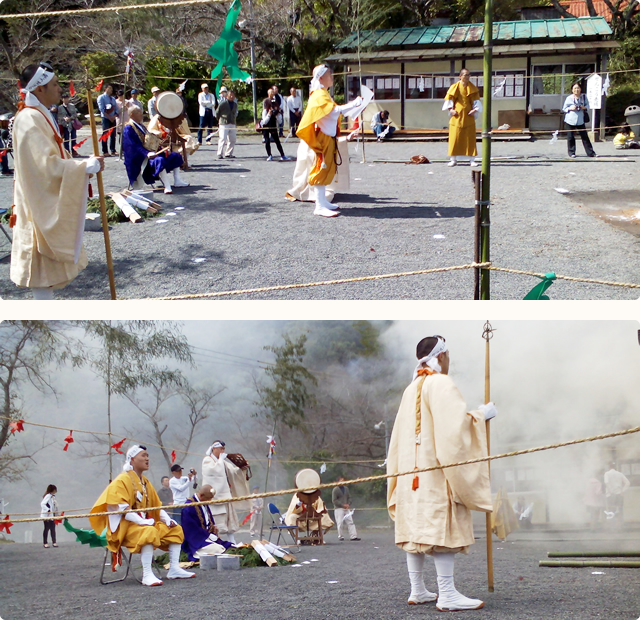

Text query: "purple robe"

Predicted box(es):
[181, 496, 233, 561]
[122, 122, 183, 186]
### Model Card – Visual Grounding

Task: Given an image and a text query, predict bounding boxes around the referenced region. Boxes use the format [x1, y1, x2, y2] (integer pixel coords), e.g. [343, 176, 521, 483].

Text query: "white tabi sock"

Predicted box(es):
[141, 544, 162, 586]
[433, 552, 483, 611]
[314, 185, 339, 210]
[406, 552, 437, 604]
[172, 167, 189, 187]
[166, 543, 196, 579]
[448, 156, 457, 167]
[132, 174, 145, 190]
[158, 169, 172, 194]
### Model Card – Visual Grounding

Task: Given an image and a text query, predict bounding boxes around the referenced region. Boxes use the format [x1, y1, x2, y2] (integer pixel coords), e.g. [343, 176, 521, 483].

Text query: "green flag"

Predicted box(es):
[63, 518, 107, 548]
[207, 0, 251, 97]
[523, 272, 556, 300]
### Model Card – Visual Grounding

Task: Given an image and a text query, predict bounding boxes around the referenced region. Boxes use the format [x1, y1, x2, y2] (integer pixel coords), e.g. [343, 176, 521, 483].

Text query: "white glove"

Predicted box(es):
[219, 452, 227, 461]
[159, 509, 176, 527]
[124, 512, 154, 526]
[85, 156, 101, 174]
[354, 96, 363, 106]
[478, 402, 497, 421]
[146, 151, 156, 158]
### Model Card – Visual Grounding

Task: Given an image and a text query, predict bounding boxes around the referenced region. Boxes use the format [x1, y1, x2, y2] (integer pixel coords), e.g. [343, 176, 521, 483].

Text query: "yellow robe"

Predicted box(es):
[296, 89, 339, 186]
[10, 106, 89, 289]
[445, 81, 480, 157]
[284, 494, 334, 531]
[90, 471, 183, 554]
[387, 373, 491, 554]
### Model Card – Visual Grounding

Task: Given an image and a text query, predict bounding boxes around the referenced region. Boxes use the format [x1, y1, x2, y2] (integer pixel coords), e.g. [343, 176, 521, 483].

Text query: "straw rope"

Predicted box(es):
[0, 0, 227, 19]
[7, 423, 640, 524]
[487, 266, 640, 289]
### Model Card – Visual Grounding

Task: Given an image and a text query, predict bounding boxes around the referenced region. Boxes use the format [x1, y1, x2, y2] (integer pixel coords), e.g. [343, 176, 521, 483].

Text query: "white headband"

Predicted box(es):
[412, 338, 448, 380]
[205, 441, 224, 457]
[310, 65, 329, 93]
[123, 445, 145, 471]
[21, 66, 55, 94]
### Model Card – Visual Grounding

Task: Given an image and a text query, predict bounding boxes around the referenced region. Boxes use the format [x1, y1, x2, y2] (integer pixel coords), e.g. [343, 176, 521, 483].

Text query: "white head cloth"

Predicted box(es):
[205, 441, 224, 457]
[310, 65, 329, 93]
[123, 445, 145, 472]
[21, 66, 55, 109]
[412, 337, 448, 380]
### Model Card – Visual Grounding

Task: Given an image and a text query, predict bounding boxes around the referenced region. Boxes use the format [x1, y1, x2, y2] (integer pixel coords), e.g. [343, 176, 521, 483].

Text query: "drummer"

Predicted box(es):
[148, 91, 199, 162]
[122, 104, 190, 194]
[284, 469, 334, 541]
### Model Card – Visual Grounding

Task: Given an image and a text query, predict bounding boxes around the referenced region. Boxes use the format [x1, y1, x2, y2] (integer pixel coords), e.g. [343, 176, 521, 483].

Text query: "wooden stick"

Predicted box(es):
[86, 86, 117, 300]
[483, 320, 494, 592]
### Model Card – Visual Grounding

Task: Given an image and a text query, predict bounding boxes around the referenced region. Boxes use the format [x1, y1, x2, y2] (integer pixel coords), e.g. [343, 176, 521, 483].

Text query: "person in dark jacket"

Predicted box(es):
[331, 476, 360, 541]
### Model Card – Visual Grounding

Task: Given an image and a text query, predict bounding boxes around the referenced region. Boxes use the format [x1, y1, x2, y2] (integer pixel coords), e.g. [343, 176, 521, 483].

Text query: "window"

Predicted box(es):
[405, 74, 455, 100]
[532, 63, 596, 96]
[347, 74, 400, 100]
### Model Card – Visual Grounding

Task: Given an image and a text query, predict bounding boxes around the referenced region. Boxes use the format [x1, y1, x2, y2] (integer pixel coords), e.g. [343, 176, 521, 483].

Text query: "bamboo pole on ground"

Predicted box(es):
[548, 551, 640, 558]
[483, 320, 495, 591]
[540, 560, 640, 568]
[86, 85, 117, 300]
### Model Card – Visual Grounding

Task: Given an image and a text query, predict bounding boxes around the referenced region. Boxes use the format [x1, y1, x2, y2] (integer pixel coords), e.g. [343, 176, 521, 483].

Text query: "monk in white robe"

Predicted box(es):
[387, 335, 497, 611]
[10, 63, 104, 299]
[201, 440, 250, 544]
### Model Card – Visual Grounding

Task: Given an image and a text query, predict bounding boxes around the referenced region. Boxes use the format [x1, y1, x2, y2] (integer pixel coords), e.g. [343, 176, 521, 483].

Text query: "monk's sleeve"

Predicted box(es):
[386, 398, 402, 520]
[427, 375, 492, 512]
[15, 119, 88, 264]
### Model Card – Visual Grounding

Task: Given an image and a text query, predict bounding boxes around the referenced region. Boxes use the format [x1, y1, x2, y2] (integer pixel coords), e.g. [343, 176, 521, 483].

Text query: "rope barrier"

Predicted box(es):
[7, 423, 640, 524]
[0, 0, 228, 19]
[136, 263, 490, 300]
[133, 262, 640, 301]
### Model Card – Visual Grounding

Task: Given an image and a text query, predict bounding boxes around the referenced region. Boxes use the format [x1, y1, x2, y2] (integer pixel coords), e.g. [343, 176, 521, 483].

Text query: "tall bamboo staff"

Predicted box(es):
[482, 320, 495, 591]
[259, 426, 276, 539]
[86, 83, 117, 300]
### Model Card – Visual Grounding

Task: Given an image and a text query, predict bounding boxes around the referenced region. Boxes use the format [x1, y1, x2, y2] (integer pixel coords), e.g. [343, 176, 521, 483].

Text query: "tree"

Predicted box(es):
[80, 321, 193, 479]
[257, 333, 317, 431]
[0, 321, 83, 481]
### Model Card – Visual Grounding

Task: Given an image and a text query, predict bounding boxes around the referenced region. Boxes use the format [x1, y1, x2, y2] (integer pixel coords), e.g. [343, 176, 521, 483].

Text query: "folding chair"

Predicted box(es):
[0, 209, 11, 261]
[267, 503, 299, 546]
[99, 548, 142, 585]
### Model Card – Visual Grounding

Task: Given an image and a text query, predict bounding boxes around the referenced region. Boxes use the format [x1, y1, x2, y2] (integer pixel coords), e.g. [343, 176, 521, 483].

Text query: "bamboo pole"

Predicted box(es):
[540, 560, 640, 568]
[86, 85, 117, 300]
[480, 0, 493, 300]
[548, 551, 640, 558]
[483, 320, 494, 591]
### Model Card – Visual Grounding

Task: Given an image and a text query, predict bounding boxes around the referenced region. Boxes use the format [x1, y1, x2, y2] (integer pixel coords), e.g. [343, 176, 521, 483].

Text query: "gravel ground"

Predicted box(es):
[0, 134, 638, 300]
[1, 527, 638, 619]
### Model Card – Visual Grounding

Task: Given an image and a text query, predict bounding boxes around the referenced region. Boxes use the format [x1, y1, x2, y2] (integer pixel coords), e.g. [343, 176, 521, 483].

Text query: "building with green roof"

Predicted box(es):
[326, 17, 618, 134]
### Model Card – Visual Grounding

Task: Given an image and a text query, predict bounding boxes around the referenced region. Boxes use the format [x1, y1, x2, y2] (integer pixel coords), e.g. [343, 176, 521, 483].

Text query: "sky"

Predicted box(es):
[2, 320, 639, 541]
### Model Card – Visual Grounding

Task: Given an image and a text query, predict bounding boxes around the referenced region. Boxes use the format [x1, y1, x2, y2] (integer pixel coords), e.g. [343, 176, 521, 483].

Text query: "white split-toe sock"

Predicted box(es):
[470, 157, 479, 167]
[447, 157, 457, 167]
[172, 168, 190, 187]
[141, 544, 163, 586]
[406, 552, 437, 604]
[166, 543, 196, 579]
[313, 185, 339, 217]
[158, 170, 172, 194]
[433, 552, 483, 611]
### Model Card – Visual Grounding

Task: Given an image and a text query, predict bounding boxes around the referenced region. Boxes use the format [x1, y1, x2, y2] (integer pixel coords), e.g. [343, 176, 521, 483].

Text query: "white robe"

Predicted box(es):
[10, 106, 90, 288]
[387, 372, 492, 554]
[286, 138, 350, 202]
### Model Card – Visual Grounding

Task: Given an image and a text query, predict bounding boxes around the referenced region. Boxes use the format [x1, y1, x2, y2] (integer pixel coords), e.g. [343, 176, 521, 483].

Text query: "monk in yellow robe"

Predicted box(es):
[387, 335, 496, 611]
[295, 65, 364, 218]
[11, 63, 104, 299]
[90, 445, 195, 586]
[442, 68, 481, 167]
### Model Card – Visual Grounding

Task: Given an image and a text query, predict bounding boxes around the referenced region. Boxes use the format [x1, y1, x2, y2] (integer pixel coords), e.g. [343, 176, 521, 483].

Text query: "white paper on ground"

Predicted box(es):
[326, 580, 339, 584]
[156, 219, 169, 223]
[554, 188, 571, 194]
[175, 206, 185, 210]
[193, 258, 206, 263]
[433, 234, 445, 239]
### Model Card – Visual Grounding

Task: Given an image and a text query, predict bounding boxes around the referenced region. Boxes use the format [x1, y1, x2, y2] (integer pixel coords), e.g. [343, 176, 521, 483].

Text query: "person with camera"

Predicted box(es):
[562, 81, 596, 158]
[169, 463, 196, 525]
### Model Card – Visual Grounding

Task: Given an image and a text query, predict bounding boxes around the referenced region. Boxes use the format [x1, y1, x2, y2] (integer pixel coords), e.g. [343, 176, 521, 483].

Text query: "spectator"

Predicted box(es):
[216, 88, 238, 159]
[197, 83, 216, 145]
[286, 86, 302, 137]
[512, 496, 533, 528]
[97, 83, 118, 156]
[57, 93, 80, 157]
[147, 86, 160, 119]
[332, 476, 360, 541]
[49, 105, 59, 131]
[262, 88, 274, 144]
[169, 464, 195, 525]
[260, 99, 290, 161]
[0, 114, 12, 175]
[41, 484, 59, 548]
[604, 463, 630, 522]
[562, 81, 596, 158]
[158, 475, 173, 506]
[613, 124, 639, 149]
[272, 85, 285, 137]
[115, 89, 128, 146]
[371, 110, 396, 141]
[249, 485, 263, 538]
[584, 471, 604, 529]
[127, 88, 144, 113]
